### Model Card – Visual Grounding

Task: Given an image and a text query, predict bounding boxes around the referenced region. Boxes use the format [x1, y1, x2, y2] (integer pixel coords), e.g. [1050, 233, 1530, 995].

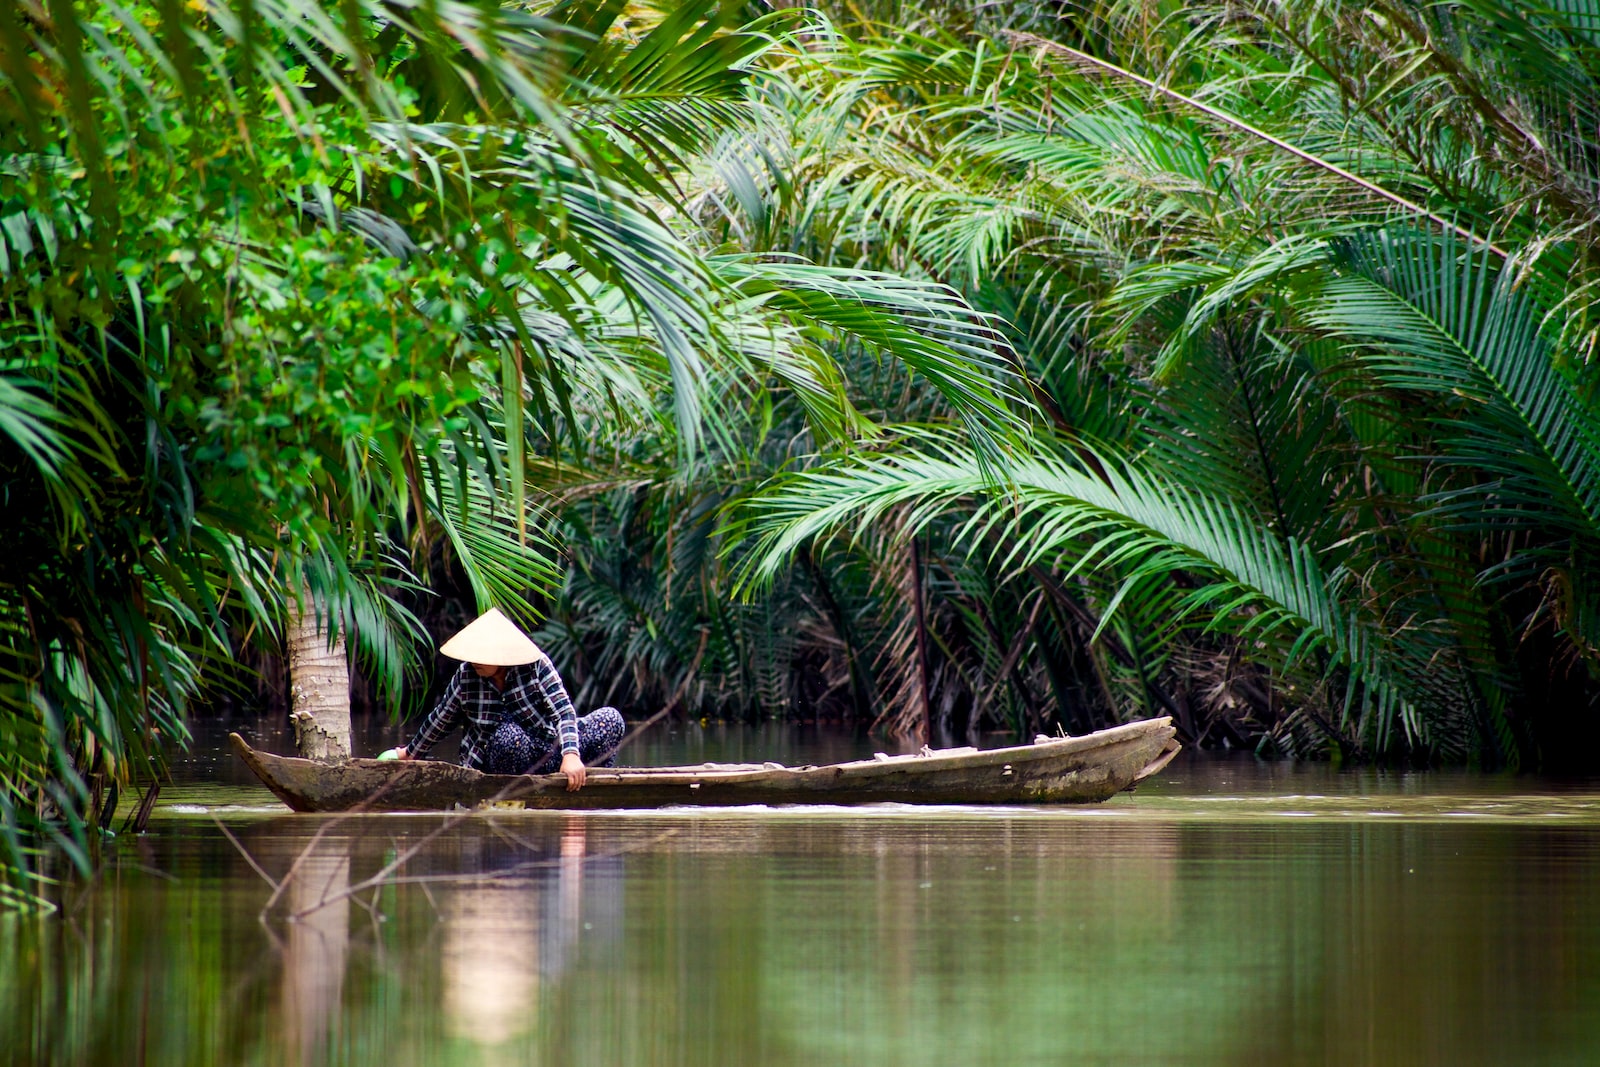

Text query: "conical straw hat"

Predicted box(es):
[439, 607, 543, 666]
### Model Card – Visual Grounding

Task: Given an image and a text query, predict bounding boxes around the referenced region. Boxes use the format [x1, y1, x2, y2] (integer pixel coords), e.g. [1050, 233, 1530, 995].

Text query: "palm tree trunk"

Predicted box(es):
[907, 535, 933, 745]
[287, 594, 352, 760]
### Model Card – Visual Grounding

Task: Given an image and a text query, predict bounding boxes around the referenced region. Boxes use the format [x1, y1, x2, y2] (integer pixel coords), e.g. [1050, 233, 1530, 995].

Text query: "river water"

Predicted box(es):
[4, 717, 1599, 1066]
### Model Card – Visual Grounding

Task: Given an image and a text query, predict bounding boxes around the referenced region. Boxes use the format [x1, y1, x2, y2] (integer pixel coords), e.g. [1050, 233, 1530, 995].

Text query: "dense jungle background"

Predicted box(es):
[5, 0, 1600, 903]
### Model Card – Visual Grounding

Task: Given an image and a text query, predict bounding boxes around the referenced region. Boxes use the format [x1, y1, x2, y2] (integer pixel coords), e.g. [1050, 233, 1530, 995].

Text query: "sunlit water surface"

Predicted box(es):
[4, 716, 1600, 1066]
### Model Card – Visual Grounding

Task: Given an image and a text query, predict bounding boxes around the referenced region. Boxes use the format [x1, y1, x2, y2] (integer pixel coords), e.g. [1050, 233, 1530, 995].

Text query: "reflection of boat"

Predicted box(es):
[231, 718, 1179, 813]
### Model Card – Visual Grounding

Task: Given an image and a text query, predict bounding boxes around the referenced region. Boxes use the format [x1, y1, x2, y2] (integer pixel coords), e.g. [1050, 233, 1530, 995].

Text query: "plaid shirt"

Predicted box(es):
[405, 658, 580, 769]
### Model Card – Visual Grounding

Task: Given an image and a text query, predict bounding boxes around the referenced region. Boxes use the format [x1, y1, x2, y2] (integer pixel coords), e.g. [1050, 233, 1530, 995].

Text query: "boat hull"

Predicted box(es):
[230, 718, 1180, 813]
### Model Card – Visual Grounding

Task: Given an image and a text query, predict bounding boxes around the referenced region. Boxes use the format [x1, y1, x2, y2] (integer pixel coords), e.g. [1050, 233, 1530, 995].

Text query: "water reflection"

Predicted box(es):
[3, 810, 1600, 1066]
[438, 817, 589, 1050]
[282, 838, 351, 1067]
[260, 813, 611, 1064]
[440, 859, 539, 1048]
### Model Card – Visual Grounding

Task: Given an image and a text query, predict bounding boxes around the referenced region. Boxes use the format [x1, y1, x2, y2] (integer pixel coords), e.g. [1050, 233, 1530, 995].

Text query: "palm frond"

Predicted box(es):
[1308, 228, 1600, 537]
[733, 440, 1432, 748]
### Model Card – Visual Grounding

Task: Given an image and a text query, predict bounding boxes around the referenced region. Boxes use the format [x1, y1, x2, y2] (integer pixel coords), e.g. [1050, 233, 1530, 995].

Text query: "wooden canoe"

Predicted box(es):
[230, 717, 1180, 813]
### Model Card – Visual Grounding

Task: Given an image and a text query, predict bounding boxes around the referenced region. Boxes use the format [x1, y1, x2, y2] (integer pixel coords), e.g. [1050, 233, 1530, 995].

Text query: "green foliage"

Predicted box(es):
[11, 0, 1600, 908]
[674, 0, 1600, 765]
[0, 0, 1023, 909]
[0, 0, 584, 906]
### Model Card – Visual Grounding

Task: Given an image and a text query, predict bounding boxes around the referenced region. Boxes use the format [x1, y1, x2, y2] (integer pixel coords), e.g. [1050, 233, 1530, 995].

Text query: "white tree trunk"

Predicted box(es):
[287, 594, 352, 761]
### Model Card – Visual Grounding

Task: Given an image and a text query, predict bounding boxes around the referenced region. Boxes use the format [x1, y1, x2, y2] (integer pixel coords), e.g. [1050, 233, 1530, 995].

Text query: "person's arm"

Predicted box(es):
[512, 652, 585, 790]
[397, 666, 466, 761]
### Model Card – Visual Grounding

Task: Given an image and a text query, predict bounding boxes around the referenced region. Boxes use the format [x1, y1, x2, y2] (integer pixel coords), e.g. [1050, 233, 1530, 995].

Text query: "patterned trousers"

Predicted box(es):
[482, 707, 626, 775]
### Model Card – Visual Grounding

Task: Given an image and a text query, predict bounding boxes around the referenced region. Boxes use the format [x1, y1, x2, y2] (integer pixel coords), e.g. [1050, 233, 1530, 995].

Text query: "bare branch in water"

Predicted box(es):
[616, 628, 712, 754]
[211, 817, 280, 893]
[215, 759, 661, 926]
[285, 827, 684, 921]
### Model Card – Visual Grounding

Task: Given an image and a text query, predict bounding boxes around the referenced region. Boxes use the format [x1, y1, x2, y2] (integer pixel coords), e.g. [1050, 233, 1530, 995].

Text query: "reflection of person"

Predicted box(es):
[441, 816, 593, 1050]
[393, 608, 624, 791]
[442, 870, 540, 1048]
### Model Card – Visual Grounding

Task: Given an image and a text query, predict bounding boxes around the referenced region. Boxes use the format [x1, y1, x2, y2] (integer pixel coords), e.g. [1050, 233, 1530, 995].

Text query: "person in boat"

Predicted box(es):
[391, 607, 625, 791]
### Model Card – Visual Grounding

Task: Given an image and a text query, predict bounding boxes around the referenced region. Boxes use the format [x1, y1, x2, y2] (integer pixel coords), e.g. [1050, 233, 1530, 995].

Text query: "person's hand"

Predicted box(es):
[395, 746, 411, 761]
[560, 751, 587, 791]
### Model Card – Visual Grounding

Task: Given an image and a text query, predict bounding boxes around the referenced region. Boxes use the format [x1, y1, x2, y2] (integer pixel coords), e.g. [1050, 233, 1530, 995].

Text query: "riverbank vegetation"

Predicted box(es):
[0, 0, 1014, 906]
[3, 0, 1599, 904]
[540, 0, 1600, 770]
